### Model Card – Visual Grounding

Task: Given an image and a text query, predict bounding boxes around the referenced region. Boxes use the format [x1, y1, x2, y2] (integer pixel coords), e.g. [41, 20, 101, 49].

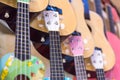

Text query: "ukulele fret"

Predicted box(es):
[96, 69, 105, 80]
[74, 56, 88, 80]
[15, 1, 30, 61]
[49, 31, 65, 80]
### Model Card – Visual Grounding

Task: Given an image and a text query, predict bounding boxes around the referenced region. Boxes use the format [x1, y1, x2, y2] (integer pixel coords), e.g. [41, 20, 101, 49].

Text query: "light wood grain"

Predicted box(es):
[0, 0, 48, 12]
[30, 0, 77, 36]
[85, 11, 115, 71]
[61, 0, 95, 58]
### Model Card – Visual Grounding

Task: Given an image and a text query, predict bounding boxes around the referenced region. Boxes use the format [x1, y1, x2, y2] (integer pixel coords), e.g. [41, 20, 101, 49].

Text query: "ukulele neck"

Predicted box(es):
[74, 56, 88, 80]
[15, 1, 30, 61]
[96, 69, 105, 80]
[49, 31, 65, 80]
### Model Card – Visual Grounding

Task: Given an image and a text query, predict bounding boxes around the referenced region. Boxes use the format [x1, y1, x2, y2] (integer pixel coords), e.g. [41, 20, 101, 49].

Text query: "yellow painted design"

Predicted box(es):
[1, 68, 9, 80]
[28, 61, 32, 67]
[6, 56, 13, 67]
[0, 56, 14, 80]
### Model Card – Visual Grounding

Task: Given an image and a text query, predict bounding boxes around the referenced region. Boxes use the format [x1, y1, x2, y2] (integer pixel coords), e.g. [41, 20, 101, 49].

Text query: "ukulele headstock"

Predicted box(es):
[69, 33, 84, 56]
[43, 10, 60, 31]
[91, 47, 104, 69]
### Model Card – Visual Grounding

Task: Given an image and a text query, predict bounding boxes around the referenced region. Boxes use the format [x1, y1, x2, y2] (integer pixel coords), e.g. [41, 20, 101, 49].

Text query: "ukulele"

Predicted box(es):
[85, 11, 115, 71]
[0, 0, 49, 44]
[69, 33, 88, 80]
[86, 0, 119, 79]
[103, 3, 120, 79]
[30, 0, 77, 36]
[105, 32, 120, 80]
[42, 9, 70, 80]
[91, 47, 105, 80]
[0, 0, 45, 80]
[31, 0, 77, 60]
[61, 0, 95, 58]
[0, 0, 48, 12]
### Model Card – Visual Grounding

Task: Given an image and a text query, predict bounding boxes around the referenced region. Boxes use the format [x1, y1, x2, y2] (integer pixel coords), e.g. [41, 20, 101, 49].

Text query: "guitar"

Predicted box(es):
[0, 0, 48, 12]
[91, 47, 105, 80]
[30, 0, 77, 36]
[61, 0, 95, 58]
[85, 11, 115, 71]
[42, 9, 70, 80]
[0, 0, 45, 80]
[69, 33, 88, 80]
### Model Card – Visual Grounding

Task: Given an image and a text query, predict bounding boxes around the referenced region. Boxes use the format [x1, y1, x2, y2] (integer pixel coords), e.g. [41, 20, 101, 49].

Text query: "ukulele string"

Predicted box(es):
[15, 1, 21, 80]
[24, 2, 27, 80]
[20, 2, 24, 80]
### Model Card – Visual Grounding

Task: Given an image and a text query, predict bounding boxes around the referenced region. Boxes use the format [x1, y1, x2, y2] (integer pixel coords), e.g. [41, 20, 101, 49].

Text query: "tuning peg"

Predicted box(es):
[60, 23, 65, 29]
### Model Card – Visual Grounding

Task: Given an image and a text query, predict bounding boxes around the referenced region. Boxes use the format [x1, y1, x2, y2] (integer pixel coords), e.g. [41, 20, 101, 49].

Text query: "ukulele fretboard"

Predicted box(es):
[49, 31, 65, 80]
[96, 69, 105, 80]
[74, 56, 88, 80]
[15, 2, 30, 61]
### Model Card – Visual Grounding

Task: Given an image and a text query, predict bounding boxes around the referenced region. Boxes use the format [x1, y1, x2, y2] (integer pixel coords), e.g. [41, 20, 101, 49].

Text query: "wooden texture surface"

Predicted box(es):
[30, 0, 77, 36]
[0, 0, 48, 12]
[61, 0, 95, 58]
[85, 11, 115, 71]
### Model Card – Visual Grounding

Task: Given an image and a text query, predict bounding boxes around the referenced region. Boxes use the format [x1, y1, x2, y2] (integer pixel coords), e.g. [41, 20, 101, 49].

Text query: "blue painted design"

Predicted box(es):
[82, 0, 90, 19]
[0, 53, 14, 72]
[46, 5, 62, 14]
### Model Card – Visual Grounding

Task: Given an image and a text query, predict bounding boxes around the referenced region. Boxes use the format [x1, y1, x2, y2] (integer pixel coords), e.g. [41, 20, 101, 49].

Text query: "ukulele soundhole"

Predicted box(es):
[14, 74, 29, 80]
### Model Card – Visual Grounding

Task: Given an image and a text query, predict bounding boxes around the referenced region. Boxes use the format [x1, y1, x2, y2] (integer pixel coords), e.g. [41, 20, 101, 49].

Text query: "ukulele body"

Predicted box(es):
[30, 0, 77, 36]
[0, 26, 46, 80]
[85, 11, 115, 71]
[0, 53, 45, 80]
[61, 0, 95, 58]
[0, 3, 58, 44]
[0, 0, 48, 12]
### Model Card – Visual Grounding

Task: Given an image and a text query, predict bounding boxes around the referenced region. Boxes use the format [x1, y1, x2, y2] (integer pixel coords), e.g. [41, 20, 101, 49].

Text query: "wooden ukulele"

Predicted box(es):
[61, 0, 95, 58]
[0, 0, 48, 12]
[69, 33, 88, 80]
[0, 0, 45, 79]
[42, 9, 71, 80]
[0, 0, 50, 44]
[103, 4, 120, 79]
[32, 0, 77, 60]
[91, 47, 106, 80]
[30, 0, 77, 36]
[85, 11, 115, 71]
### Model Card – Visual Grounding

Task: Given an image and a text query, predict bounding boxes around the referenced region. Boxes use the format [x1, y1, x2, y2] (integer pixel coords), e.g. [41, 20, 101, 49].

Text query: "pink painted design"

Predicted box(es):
[105, 31, 120, 80]
[69, 36, 84, 56]
[111, 6, 120, 23]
